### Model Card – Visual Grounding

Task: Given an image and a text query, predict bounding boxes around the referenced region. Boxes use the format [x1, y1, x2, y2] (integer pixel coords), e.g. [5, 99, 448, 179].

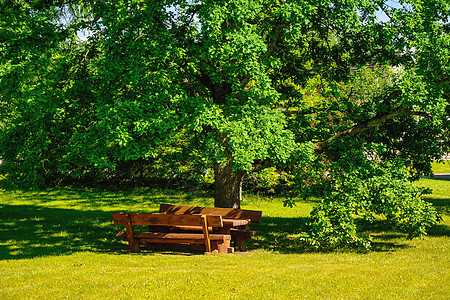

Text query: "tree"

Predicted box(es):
[0, 0, 448, 216]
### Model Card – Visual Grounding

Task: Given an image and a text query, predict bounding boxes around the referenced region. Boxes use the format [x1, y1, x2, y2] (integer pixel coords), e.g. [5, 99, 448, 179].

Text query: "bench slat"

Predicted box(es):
[112, 213, 223, 227]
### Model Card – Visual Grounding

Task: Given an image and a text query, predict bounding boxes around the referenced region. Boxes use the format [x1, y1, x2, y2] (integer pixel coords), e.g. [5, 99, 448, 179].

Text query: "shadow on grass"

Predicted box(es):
[423, 196, 450, 237]
[249, 217, 428, 254]
[1, 203, 308, 259]
[0, 188, 215, 260]
[0, 204, 128, 260]
[424, 197, 450, 215]
[246, 216, 311, 254]
[1, 192, 448, 258]
[0, 204, 312, 257]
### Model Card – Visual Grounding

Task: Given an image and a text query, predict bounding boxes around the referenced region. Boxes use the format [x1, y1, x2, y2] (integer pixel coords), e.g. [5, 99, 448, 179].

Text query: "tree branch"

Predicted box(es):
[314, 104, 432, 153]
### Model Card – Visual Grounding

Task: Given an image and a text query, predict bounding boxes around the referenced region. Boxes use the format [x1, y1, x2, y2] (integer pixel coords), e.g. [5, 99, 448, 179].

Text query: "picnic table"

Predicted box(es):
[112, 204, 261, 254]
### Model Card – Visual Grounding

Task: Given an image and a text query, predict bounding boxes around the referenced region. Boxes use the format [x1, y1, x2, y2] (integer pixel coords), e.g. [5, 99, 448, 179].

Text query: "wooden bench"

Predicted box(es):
[159, 204, 262, 250]
[112, 213, 233, 254]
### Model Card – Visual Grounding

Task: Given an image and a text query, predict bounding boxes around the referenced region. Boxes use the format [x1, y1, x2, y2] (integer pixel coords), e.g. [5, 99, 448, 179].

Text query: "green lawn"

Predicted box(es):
[0, 179, 449, 299]
[431, 161, 450, 173]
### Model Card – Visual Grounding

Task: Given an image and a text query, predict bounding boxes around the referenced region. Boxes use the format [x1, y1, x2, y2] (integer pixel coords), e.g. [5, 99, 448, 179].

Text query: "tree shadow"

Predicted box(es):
[0, 188, 216, 260]
[245, 216, 311, 254]
[1, 193, 448, 259]
[1, 204, 309, 258]
[0, 204, 129, 260]
[248, 218, 411, 254]
[358, 214, 450, 241]
[423, 196, 450, 237]
[247, 213, 450, 254]
[424, 196, 450, 215]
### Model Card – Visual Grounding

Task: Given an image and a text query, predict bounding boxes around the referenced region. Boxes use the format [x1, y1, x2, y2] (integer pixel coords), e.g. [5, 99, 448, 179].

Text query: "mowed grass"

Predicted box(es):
[0, 178, 449, 299]
[431, 160, 450, 174]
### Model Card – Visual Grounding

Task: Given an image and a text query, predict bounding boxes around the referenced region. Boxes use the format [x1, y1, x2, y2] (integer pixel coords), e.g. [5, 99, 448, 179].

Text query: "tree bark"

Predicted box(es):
[213, 159, 246, 208]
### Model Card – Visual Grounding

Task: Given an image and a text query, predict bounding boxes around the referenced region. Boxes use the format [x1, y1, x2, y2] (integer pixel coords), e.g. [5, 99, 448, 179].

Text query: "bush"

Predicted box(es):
[304, 162, 440, 251]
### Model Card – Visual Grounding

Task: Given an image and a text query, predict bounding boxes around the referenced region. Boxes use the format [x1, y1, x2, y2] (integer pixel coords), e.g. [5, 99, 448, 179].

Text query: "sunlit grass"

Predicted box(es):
[431, 160, 450, 173]
[0, 179, 448, 299]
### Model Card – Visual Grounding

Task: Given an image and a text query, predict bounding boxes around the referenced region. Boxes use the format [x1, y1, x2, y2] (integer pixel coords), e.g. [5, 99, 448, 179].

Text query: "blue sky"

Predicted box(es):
[376, 0, 405, 22]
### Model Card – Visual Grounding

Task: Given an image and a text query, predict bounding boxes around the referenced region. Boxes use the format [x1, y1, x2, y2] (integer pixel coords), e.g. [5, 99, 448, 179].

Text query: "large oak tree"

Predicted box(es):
[1, 0, 448, 215]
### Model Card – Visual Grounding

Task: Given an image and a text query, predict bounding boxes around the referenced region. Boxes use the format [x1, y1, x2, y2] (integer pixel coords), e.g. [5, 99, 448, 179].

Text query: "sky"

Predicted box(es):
[376, 0, 403, 23]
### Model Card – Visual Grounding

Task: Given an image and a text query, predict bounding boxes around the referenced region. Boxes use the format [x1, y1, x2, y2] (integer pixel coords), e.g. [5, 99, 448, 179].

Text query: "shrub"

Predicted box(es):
[304, 162, 440, 251]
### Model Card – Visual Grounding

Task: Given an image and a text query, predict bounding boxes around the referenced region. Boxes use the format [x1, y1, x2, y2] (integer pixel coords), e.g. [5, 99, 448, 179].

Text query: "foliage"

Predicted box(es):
[1, 0, 448, 185]
[304, 160, 440, 251]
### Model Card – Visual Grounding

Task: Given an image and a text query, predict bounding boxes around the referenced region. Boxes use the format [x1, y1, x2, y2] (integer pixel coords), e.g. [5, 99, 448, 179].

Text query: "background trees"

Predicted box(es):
[1, 0, 448, 249]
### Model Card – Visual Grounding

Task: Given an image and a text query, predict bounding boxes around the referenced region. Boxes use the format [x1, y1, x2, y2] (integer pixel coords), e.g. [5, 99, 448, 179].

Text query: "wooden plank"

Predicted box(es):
[112, 213, 223, 227]
[159, 204, 262, 223]
[132, 232, 231, 241]
[140, 238, 207, 244]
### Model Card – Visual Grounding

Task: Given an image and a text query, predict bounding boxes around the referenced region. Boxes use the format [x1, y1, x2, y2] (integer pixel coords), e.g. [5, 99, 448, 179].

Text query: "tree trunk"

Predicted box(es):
[214, 159, 246, 208]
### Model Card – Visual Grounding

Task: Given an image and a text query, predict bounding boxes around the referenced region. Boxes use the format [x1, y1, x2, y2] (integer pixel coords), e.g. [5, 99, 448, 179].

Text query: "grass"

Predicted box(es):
[431, 160, 450, 174]
[0, 178, 449, 299]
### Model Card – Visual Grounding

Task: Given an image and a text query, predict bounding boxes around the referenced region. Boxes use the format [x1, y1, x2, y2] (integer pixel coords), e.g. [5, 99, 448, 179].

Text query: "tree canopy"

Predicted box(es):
[1, 0, 449, 250]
